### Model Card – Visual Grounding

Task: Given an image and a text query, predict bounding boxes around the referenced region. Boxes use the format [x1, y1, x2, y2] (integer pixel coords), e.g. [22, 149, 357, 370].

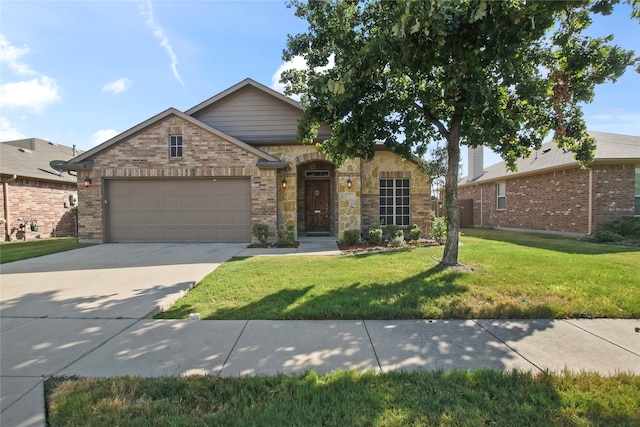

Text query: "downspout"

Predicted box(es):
[479, 184, 483, 227]
[588, 167, 593, 235]
[2, 175, 17, 240]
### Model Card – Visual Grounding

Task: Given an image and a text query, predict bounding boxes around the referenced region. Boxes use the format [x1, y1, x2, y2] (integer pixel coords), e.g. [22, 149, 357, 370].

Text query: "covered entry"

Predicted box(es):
[105, 178, 250, 242]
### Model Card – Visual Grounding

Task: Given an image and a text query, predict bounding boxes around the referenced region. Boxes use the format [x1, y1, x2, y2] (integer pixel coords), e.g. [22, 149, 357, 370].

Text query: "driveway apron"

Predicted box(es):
[0, 243, 244, 427]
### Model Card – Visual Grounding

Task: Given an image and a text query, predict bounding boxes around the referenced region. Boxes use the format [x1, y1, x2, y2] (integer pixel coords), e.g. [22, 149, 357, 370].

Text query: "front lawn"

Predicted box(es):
[157, 229, 640, 320]
[0, 237, 93, 264]
[45, 370, 640, 426]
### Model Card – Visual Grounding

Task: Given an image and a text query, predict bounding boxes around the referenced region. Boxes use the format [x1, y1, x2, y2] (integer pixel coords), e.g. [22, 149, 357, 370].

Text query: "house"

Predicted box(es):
[56, 79, 430, 243]
[1, 138, 79, 240]
[458, 131, 640, 235]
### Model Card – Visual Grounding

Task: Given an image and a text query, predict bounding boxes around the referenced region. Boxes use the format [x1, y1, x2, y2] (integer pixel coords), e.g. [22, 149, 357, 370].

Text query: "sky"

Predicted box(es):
[1, 0, 639, 172]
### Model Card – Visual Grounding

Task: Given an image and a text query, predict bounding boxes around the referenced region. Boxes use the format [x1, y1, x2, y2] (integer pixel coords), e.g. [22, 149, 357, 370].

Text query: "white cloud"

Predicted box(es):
[102, 78, 132, 94]
[0, 76, 61, 113]
[138, 0, 185, 87]
[91, 129, 119, 147]
[0, 34, 61, 113]
[0, 116, 25, 141]
[270, 54, 335, 101]
[0, 33, 36, 75]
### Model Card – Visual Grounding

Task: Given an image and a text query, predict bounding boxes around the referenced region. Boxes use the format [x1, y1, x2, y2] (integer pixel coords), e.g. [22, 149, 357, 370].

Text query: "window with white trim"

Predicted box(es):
[169, 135, 183, 158]
[380, 178, 410, 226]
[635, 167, 640, 215]
[496, 182, 506, 210]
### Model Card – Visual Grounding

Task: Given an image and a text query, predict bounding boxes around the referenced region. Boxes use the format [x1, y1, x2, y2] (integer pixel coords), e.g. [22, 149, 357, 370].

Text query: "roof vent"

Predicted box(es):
[18, 148, 32, 154]
[542, 148, 552, 154]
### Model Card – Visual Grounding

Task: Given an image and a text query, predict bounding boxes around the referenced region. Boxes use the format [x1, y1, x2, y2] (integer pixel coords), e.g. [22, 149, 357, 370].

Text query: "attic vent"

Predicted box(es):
[18, 148, 32, 154]
[542, 148, 552, 154]
[48, 142, 57, 146]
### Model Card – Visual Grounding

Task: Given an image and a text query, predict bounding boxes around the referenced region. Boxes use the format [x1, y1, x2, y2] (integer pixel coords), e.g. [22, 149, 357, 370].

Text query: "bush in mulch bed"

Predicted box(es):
[338, 238, 440, 254]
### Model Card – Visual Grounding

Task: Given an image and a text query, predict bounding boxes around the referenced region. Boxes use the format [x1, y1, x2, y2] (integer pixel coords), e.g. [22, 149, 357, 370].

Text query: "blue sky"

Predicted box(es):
[1, 0, 639, 170]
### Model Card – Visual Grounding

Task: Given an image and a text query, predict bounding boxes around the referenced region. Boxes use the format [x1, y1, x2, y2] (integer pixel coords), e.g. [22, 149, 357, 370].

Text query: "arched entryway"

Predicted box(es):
[296, 160, 337, 236]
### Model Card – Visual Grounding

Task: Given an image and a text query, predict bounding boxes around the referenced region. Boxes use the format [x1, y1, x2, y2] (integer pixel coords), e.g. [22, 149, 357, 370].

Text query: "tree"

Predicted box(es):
[282, 0, 637, 266]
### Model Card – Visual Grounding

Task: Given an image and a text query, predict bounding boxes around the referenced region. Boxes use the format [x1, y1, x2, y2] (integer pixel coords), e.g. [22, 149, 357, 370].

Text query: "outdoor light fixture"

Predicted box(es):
[347, 178, 352, 189]
[84, 177, 93, 187]
[281, 178, 287, 189]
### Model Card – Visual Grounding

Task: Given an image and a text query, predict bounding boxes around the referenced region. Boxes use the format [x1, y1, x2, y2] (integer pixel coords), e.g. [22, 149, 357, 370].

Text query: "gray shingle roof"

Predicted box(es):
[460, 131, 640, 186]
[0, 138, 79, 183]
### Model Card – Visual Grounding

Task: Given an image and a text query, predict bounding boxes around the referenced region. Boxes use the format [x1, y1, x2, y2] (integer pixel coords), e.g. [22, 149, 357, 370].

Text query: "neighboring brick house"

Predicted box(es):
[56, 79, 430, 243]
[458, 131, 640, 235]
[1, 138, 78, 240]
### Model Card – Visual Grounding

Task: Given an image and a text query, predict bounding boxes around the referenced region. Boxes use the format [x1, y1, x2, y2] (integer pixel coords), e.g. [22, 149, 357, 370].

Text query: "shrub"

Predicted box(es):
[386, 224, 405, 247]
[368, 224, 383, 245]
[430, 213, 446, 245]
[409, 225, 422, 241]
[275, 225, 296, 247]
[339, 229, 362, 246]
[593, 230, 624, 243]
[252, 224, 269, 246]
[605, 216, 640, 237]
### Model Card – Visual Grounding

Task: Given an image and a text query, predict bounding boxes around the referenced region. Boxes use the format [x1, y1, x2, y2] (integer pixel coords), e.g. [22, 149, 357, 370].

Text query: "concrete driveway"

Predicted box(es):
[0, 243, 245, 426]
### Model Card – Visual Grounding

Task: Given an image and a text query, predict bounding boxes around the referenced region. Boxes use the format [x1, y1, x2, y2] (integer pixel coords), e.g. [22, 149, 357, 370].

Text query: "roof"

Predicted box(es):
[0, 138, 79, 183]
[459, 131, 640, 186]
[67, 107, 284, 166]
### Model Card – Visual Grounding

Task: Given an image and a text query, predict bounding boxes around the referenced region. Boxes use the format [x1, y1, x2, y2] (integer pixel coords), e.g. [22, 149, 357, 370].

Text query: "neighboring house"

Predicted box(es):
[56, 79, 430, 243]
[458, 131, 640, 235]
[1, 138, 79, 240]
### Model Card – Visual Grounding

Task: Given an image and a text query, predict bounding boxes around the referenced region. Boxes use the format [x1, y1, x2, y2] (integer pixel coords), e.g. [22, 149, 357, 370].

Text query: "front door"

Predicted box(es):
[305, 180, 330, 233]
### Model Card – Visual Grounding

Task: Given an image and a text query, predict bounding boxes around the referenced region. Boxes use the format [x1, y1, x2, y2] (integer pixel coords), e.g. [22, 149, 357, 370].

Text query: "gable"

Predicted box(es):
[187, 80, 332, 144]
[190, 85, 301, 143]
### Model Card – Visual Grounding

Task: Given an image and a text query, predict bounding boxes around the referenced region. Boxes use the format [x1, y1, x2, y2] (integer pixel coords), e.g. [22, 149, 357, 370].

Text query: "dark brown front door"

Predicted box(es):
[305, 180, 330, 233]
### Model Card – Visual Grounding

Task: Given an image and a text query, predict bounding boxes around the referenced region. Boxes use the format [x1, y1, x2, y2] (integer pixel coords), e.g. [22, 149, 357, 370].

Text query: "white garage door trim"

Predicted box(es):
[105, 178, 251, 243]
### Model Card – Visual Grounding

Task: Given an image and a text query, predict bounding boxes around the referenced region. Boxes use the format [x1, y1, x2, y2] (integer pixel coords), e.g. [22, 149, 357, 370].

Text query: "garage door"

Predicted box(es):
[106, 178, 251, 243]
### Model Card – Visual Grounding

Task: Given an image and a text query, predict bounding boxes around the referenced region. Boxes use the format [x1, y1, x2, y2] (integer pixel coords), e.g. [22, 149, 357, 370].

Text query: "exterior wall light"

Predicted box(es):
[84, 177, 93, 187]
[281, 178, 287, 189]
[347, 178, 352, 189]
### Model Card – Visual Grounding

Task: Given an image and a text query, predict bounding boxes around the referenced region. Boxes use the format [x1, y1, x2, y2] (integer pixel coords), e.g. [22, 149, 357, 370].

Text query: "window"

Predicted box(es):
[379, 178, 410, 226]
[635, 167, 640, 215]
[169, 135, 183, 158]
[496, 182, 506, 210]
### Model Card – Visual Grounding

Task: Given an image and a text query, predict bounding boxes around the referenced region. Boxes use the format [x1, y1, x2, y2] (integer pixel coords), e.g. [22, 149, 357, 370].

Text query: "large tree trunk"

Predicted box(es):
[440, 118, 462, 266]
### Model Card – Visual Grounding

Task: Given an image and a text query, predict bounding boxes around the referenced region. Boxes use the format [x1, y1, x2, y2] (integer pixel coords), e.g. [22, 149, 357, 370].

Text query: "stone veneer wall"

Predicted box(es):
[361, 151, 431, 236]
[260, 145, 362, 237]
[77, 115, 277, 241]
[1, 177, 77, 240]
[457, 163, 636, 235]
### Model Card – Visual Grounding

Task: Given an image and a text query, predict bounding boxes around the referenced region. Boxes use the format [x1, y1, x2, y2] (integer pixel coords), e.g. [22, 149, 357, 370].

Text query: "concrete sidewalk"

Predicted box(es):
[1, 240, 639, 427]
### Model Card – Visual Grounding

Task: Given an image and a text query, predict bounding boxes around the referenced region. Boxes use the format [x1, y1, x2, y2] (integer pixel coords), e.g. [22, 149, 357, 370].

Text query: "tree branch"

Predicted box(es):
[414, 101, 449, 139]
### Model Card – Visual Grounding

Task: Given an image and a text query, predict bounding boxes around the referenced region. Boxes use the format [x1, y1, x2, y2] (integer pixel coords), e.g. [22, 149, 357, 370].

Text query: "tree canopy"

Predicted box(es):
[281, 0, 637, 266]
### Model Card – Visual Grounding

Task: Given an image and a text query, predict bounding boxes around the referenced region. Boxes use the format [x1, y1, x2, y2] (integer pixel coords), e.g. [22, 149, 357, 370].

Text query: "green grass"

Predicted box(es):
[45, 370, 640, 426]
[157, 229, 640, 320]
[0, 237, 93, 264]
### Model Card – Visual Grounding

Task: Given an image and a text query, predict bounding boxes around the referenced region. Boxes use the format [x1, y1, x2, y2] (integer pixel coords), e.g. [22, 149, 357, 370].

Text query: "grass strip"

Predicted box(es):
[0, 237, 93, 264]
[45, 370, 640, 427]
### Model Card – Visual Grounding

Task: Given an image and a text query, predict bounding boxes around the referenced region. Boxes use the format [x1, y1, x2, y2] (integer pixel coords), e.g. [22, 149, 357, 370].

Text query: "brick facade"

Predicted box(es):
[77, 115, 277, 241]
[458, 163, 637, 235]
[1, 176, 77, 240]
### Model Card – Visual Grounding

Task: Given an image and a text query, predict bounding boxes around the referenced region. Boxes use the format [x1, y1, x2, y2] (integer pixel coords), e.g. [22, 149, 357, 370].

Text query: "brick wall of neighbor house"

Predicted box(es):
[468, 167, 591, 233]
[77, 115, 277, 241]
[0, 177, 77, 240]
[591, 163, 636, 232]
[458, 163, 637, 235]
[361, 151, 430, 235]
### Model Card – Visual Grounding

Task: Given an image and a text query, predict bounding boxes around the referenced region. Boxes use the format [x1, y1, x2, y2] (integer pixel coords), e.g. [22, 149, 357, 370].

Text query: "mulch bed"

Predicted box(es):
[338, 238, 441, 255]
[246, 241, 300, 249]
